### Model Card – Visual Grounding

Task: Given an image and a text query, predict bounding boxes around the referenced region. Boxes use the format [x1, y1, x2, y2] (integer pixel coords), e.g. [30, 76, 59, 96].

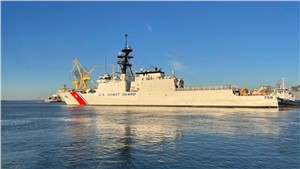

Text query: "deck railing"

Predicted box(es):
[175, 85, 239, 91]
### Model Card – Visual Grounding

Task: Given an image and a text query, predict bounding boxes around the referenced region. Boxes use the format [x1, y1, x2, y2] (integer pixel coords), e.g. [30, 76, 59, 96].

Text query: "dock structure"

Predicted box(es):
[1, 100, 43, 102]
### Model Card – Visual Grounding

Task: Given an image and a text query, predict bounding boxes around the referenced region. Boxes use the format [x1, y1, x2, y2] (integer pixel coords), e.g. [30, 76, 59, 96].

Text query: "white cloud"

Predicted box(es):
[145, 24, 152, 32]
[166, 54, 172, 58]
[170, 60, 185, 70]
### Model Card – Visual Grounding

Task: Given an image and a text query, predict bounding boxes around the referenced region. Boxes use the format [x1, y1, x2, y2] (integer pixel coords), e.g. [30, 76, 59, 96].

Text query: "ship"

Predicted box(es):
[60, 35, 278, 108]
[44, 94, 62, 103]
[273, 78, 295, 101]
[273, 78, 298, 106]
[291, 85, 300, 101]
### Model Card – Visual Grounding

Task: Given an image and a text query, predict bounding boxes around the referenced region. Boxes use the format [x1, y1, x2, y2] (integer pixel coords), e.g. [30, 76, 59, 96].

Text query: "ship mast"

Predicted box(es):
[117, 34, 134, 76]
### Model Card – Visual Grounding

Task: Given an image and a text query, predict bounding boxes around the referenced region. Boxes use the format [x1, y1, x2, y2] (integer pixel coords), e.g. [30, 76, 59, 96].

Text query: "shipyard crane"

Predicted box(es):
[72, 58, 96, 90]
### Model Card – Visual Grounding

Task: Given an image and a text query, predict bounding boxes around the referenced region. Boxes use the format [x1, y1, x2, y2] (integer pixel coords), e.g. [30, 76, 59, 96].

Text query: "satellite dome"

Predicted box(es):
[127, 45, 132, 50]
[118, 51, 123, 56]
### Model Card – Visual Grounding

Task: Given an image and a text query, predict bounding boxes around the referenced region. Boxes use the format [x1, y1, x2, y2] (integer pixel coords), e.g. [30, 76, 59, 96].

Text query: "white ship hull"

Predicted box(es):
[60, 89, 278, 108]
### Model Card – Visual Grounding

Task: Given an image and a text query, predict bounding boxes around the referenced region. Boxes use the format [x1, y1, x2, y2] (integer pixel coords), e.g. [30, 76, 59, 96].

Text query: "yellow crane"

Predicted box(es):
[72, 58, 96, 90]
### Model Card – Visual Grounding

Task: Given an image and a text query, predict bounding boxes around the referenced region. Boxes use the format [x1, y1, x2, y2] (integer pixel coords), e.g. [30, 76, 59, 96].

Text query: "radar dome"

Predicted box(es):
[127, 45, 132, 50]
[118, 51, 123, 56]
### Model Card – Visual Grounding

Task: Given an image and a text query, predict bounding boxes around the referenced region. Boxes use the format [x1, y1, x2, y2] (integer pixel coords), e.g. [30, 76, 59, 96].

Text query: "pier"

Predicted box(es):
[1, 100, 43, 102]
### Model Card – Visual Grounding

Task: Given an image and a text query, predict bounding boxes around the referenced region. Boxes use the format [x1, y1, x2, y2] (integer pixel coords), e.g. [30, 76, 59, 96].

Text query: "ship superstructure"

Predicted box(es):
[60, 35, 278, 108]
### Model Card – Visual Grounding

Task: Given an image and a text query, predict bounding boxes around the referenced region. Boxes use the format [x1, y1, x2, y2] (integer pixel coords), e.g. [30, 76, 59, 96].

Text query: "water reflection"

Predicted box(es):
[88, 106, 281, 137]
[62, 106, 291, 168]
[118, 111, 135, 168]
[2, 102, 298, 168]
[63, 106, 96, 167]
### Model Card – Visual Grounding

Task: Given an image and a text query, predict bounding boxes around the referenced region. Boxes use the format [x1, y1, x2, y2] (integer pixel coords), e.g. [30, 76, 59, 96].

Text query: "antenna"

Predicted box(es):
[118, 34, 133, 75]
[105, 57, 107, 73]
[125, 34, 128, 48]
[112, 65, 115, 78]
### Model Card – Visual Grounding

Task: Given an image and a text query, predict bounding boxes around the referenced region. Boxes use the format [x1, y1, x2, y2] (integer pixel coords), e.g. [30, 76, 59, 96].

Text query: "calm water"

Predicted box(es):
[1, 101, 300, 169]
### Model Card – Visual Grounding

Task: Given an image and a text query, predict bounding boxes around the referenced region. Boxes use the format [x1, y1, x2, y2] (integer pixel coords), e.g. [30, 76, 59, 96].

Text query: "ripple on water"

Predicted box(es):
[1, 103, 300, 169]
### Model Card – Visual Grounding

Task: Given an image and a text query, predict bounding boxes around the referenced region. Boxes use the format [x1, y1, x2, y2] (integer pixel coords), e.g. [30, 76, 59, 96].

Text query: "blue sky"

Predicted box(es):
[2, 2, 299, 100]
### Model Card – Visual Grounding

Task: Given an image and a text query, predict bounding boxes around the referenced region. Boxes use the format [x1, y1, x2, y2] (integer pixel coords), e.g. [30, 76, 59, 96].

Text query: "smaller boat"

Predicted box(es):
[273, 78, 296, 106]
[291, 85, 300, 101]
[278, 98, 299, 107]
[44, 94, 62, 103]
